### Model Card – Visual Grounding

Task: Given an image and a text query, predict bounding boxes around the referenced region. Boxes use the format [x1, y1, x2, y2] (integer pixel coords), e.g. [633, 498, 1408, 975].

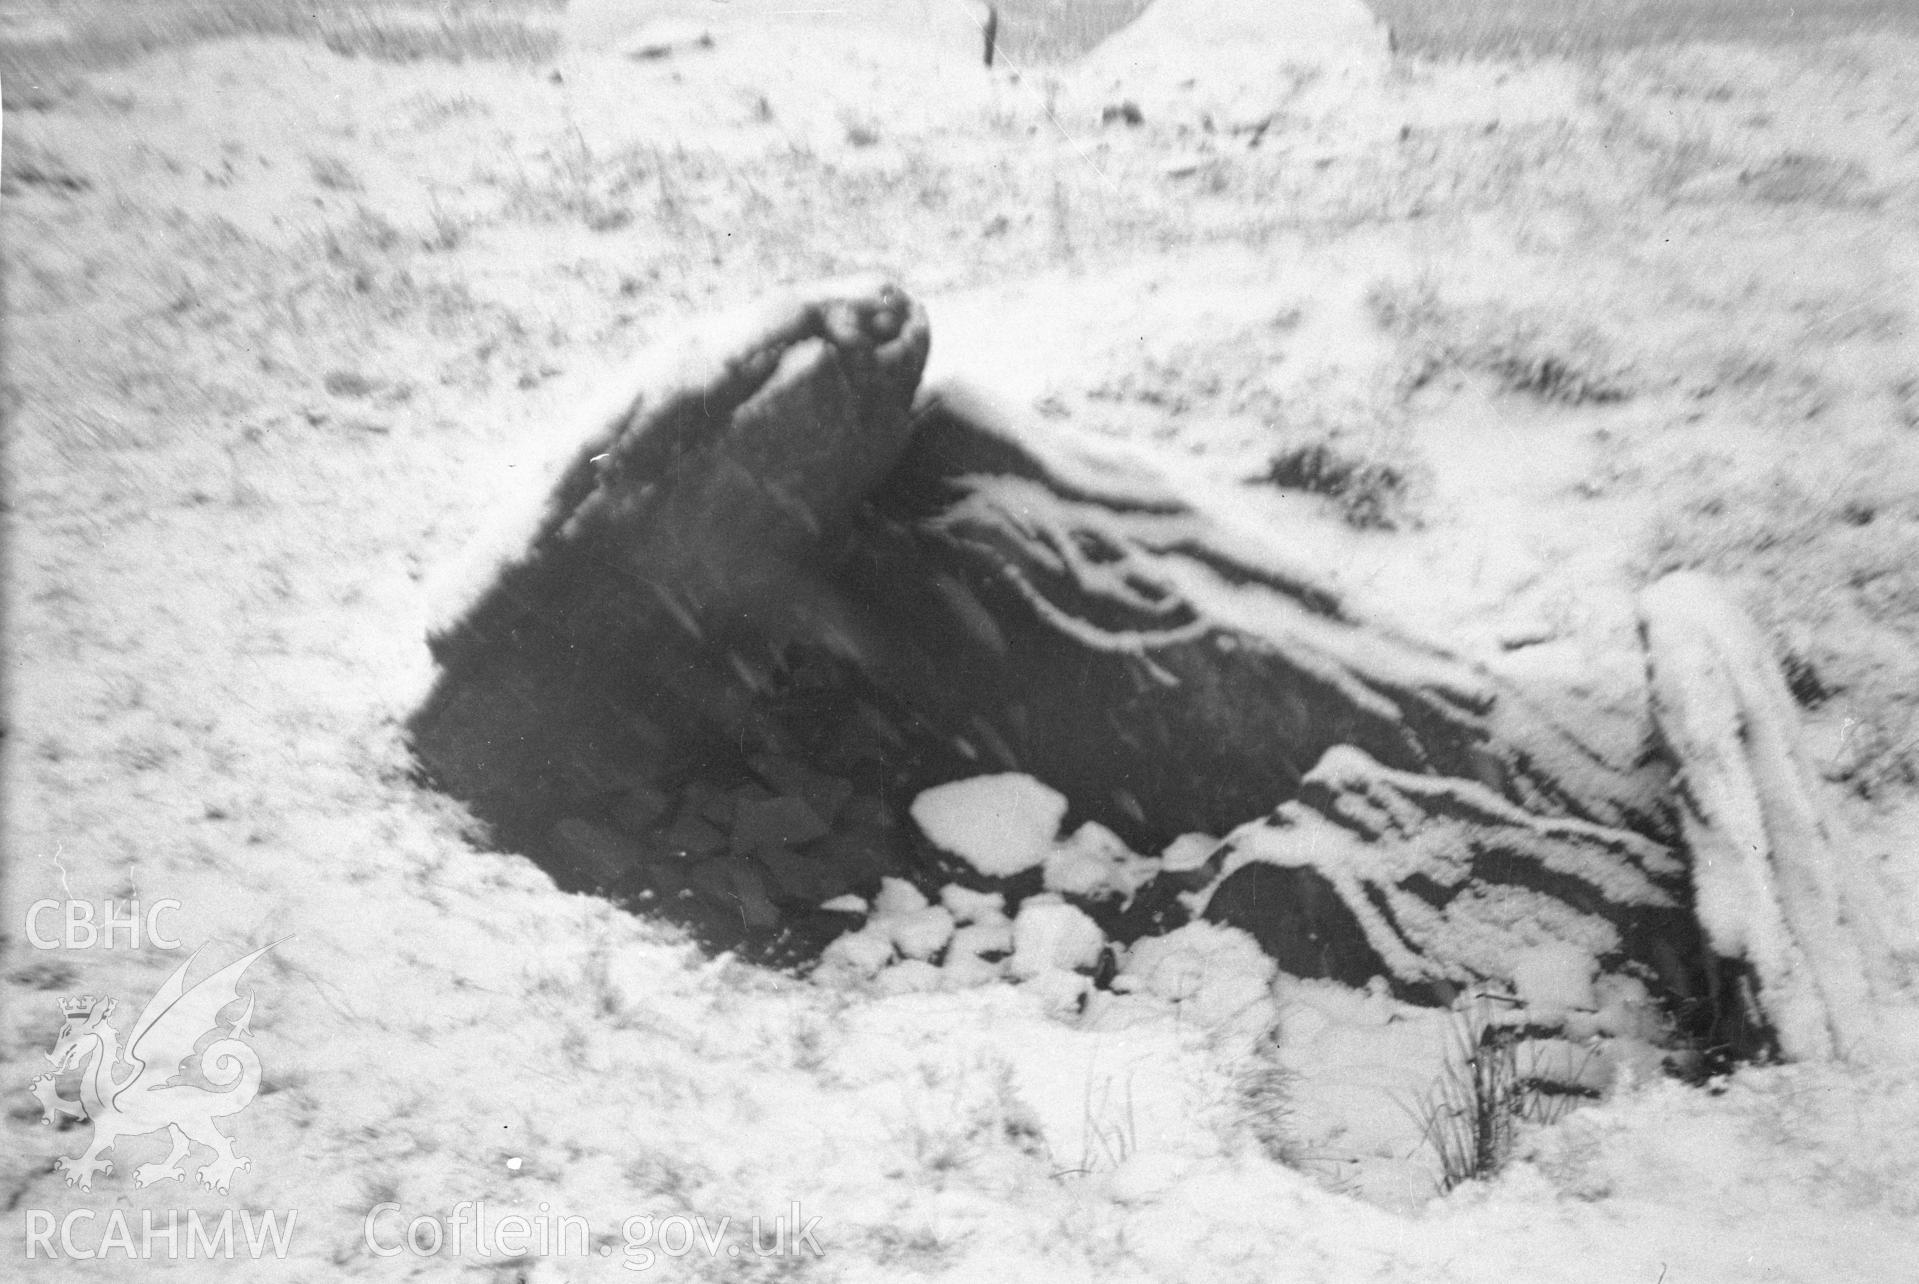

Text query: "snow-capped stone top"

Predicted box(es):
[1043, 821, 1159, 899]
[910, 774, 1068, 877]
[939, 883, 1007, 925]
[1158, 833, 1220, 874]
[873, 876, 930, 918]
[1009, 895, 1106, 979]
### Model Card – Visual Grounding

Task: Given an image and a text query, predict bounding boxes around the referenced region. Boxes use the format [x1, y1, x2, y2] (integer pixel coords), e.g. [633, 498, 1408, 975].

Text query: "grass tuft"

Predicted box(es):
[1370, 278, 1638, 406]
[308, 152, 365, 193]
[1227, 1025, 1303, 1167]
[1, 139, 91, 195]
[1255, 442, 1415, 531]
[1404, 999, 1597, 1193]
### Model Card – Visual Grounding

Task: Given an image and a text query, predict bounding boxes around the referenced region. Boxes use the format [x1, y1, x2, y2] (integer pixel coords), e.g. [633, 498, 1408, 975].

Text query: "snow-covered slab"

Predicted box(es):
[1642, 571, 1893, 1060]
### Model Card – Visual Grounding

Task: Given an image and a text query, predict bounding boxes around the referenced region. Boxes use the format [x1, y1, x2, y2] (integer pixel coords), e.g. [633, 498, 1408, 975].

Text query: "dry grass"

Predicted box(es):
[0, 0, 560, 106]
[1404, 1001, 1596, 1193]
[1254, 441, 1418, 532]
[1367, 278, 1639, 407]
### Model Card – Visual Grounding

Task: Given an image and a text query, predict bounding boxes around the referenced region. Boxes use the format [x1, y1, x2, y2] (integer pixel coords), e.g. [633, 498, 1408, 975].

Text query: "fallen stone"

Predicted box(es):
[950, 918, 1014, 961]
[813, 829, 898, 890]
[1119, 922, 1278, 1038]
[1043, 820, 1157, 900]
[609, 785, 673, 835]
[875, 959, 944, 995]
[682, 780, 740, 827]
[728, 861, 781, 929]
[942, 952, 1003, 988]
[731, 795, 832, 855]
[687, 856, 779, 929]
[748, 754, 855, 825]
[1010, 895, 1105, 977]
[889, 906, 957, 960]
[552, 817, 650, 887]
[659, 813, 727, 858]
[874, 876, 930, 919]
[818, 924, 893, 977]
[939, 884, 1006, 924]
[1021, 968, 1092, 1013]
[1641, 571, 1887, 1060]
[755, 846, 832, 903]
[1159, 833, 1221, 873]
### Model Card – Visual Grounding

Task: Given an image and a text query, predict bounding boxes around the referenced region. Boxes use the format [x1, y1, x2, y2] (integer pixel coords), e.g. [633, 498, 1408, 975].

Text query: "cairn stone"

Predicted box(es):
[409, 280, 1756, 1050]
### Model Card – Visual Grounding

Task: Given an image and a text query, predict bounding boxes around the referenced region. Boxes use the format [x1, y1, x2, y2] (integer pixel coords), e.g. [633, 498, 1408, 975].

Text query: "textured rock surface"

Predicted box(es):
[877, 381, 1671, 846]
[1199, 745, 1698, 1008]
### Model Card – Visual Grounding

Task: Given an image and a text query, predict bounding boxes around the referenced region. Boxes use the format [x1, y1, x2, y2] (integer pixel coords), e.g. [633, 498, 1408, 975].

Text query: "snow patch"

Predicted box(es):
[1043, 820, 1160, 899]
[1511, 942, 1598, 1018]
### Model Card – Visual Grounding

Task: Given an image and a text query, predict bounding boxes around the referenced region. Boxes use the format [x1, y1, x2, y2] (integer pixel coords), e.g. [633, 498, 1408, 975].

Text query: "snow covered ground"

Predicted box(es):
[5, 0, 1919, 1279]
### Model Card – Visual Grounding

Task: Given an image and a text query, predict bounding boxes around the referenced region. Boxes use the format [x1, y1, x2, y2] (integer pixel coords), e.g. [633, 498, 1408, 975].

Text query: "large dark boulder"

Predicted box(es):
[410, 281, 931, 867]
[408, 278, 1723, 1032]
[873, 382, 1671, 843]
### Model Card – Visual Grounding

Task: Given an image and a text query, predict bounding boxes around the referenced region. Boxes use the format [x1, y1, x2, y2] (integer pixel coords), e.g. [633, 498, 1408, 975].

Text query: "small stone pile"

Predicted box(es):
[816, 772, 1221, 1009]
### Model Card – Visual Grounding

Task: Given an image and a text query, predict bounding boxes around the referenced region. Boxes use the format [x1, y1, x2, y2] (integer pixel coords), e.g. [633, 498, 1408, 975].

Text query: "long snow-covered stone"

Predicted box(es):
[1641, 572, 1885, 1060]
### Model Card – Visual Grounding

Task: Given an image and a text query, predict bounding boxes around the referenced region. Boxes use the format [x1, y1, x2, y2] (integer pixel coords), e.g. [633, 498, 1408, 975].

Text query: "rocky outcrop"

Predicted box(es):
[409, 278, 1738, 1044]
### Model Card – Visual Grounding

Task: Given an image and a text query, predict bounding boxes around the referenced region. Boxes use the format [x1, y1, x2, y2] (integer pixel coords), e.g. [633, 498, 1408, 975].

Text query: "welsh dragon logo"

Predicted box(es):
[29, 944, 274, 1194]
